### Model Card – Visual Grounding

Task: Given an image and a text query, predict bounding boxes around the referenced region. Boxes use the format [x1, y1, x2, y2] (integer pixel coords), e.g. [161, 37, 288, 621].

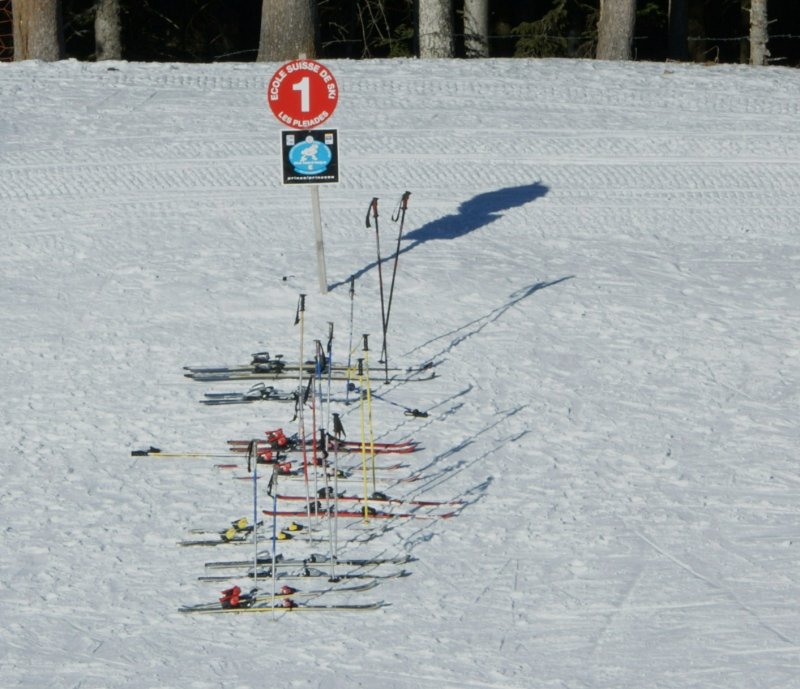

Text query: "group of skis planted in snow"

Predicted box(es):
[168, 359, 454, 614]
[134, 194, 465, 614]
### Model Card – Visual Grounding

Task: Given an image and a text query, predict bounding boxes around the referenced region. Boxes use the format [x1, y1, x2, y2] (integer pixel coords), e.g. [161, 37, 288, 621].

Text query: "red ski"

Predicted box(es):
[328, 438, 418, 451]
[232, 460, 410, 481]
[262, 507, 455, 520]
[274, 492, 463, 508]
[226, 428, 419, 455]
[227, 440, 420, 455]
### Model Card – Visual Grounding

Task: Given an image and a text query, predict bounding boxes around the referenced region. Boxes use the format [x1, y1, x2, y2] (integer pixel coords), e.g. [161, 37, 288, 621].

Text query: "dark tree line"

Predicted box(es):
[5, 1, 800, 66]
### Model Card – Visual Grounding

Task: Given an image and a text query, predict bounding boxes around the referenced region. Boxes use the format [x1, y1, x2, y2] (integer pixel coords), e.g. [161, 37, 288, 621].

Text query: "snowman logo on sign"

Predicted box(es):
[289, 135, 332, 176]
[298, 142, 319, 163]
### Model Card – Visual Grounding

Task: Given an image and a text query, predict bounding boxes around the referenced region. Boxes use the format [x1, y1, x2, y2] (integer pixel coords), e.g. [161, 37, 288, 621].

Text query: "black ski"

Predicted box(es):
[198, 568, 411, 583]
[200, 383, 299, 406]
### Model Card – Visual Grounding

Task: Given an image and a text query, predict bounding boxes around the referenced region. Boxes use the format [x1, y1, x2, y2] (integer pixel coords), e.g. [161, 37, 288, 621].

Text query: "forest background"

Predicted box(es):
[1, 0, 799, 67]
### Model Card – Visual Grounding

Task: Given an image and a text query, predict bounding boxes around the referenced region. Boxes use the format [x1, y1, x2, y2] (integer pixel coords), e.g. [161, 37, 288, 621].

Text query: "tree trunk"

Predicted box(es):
[95, 0, 121, 61]
[463, 0, 488, 58]
[749, 0, 769, 65]
[596, 0, 636, 61]
[418, 0, 454, 58]
[13, 0, 64, 61]
[257, 0, 315, 62]
[1, 0, 13, 61]
[667, 0, 688, 61]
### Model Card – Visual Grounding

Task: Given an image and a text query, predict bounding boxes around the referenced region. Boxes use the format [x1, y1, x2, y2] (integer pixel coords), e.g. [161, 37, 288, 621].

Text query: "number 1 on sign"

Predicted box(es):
[292, 77, 310, 113]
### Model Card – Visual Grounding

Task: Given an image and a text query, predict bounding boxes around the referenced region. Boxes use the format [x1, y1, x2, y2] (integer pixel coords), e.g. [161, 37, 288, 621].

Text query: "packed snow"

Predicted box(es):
[2, 56, 800, 688]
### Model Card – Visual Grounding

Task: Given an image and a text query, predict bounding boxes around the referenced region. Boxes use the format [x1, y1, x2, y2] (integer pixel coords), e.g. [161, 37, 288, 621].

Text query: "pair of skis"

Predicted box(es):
[129, 435, 419, 462]
[178, 518, 311, 547]
[196, 549, 413, 584]
[203, 552, 413, 571]
[198, 567, 411, 584]
[235, 465, 423, 489]
[200, 382, 299, 406]
[181, 599, 386, 614]
[226, 435, 420, 455]
[185, 363, 435, 383]
[276, 490, 462, 509]
[263, 506, 456, 520]
[184, 351, 432, 377]
[180, 580, 385, 614]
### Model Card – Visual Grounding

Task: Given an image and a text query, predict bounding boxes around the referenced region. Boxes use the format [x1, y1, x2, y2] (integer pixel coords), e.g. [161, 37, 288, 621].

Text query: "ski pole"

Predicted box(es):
[345, 277, 355, 404]
[362, 334, 377, 493]
[295, 294, 314, 534]
[331, 412, 346, 566]
[366, 199, 388, 382]
[325, 322, 334, 432]
[247, 440, 258, 586]
[380, 191, 411, 376]
[269, 464, 278, 619]
[357, 357, 369, 522]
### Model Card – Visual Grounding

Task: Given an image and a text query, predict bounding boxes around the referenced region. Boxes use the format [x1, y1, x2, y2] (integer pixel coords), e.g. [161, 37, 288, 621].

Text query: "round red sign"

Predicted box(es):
[267, 59, 339, 130]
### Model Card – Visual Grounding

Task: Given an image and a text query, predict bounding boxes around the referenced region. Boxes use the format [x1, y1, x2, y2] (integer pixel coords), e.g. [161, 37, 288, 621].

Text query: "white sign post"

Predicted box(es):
[310, 186, 326, 292]
[267, 59, 340, 294]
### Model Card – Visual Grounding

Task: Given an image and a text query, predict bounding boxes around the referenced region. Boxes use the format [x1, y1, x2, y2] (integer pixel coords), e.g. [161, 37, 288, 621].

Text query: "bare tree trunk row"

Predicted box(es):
[8, 0, 775, 67]
[749, 0, 769, 65]
[463, 0, 489, 58]
[13, 0, 63, 61]
[95, 0, 121, 61]
[668, 0, 688, 61]
[596, 0, 636, 61]
[418, 0, 454, 58]
[257, 0, 316, 61]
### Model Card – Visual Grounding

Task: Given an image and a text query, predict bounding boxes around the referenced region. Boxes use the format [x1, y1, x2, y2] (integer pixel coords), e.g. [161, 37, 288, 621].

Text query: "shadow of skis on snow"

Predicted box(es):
[405, 407, 530, 496]
[354, 408, 529, 546]
[370, 383, 474, 438]
[331, 181, 550, 290]
[405, 276, 574, 361]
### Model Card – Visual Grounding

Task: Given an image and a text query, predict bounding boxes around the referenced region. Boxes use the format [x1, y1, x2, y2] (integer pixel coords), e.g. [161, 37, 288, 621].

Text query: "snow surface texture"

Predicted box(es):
[2, 57, 800, 688]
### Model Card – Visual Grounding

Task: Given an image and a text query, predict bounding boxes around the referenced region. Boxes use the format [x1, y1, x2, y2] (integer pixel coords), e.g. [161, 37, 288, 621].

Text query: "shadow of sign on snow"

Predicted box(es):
[402, 181, 549, 248]
[332, 181, 549, 289]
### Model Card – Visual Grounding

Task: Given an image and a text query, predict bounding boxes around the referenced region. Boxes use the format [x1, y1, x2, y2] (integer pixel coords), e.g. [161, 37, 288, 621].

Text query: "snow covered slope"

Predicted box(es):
[2, 56, 800, 688]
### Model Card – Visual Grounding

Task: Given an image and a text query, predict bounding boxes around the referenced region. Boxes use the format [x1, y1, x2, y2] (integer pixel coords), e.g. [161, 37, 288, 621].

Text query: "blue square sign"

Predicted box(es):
[281, 129, 339, 185]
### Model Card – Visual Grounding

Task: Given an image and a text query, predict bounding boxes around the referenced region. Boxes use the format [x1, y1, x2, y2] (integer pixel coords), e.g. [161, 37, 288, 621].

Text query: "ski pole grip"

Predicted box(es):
[314, 340, 323, 367]
[332, 412, 345, 438]
[299, 294, 306, 312]
[365, 198, 378, 228]
[358, 358, 364, 376]
[362, 334, 370, 351]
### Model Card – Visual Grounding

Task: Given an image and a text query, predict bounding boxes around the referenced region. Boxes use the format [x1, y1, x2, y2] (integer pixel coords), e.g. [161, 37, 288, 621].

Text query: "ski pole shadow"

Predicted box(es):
[352, 416, 530, 546]
[330, 181, 549, 290]
[403, 276, 574, 361]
